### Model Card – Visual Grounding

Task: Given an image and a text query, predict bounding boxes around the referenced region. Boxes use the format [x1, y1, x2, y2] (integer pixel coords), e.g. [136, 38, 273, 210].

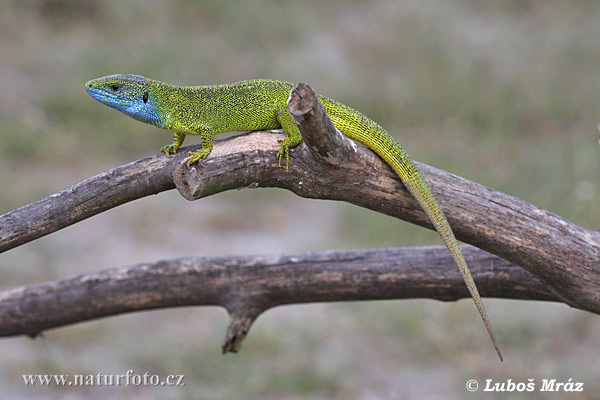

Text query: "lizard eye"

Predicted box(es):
[110, 84, 120, 91]
[143, 92, 149, 103]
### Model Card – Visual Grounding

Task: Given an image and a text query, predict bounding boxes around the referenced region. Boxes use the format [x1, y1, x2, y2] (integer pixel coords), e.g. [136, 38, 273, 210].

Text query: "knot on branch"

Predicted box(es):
[287, 83, 361, 166]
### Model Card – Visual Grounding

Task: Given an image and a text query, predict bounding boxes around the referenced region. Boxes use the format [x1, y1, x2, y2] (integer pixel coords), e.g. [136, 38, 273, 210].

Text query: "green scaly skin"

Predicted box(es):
[86, 74, 503, 361]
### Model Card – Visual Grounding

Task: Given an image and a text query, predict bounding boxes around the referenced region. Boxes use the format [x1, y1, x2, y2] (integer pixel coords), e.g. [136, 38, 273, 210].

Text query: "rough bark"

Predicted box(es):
[0, 246, 555, 352]
[0, 83, 598, 351]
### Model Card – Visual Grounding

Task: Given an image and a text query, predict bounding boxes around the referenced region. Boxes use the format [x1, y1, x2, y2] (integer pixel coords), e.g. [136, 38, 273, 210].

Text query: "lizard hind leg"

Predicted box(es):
[186, 123, 215, 166]
[275, 109, 303, 171]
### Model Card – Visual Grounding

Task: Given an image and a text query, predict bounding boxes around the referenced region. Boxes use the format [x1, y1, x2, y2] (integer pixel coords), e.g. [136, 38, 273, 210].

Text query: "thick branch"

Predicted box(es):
[0, 246, 555, 352]
[0, 83, 598, 315]
[174, 84, 600, 313]
[0, 155, 176, 252]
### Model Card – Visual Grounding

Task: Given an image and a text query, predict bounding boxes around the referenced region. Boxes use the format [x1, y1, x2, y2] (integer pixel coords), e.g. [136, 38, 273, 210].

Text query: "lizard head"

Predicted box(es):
[85, 74, 168, 127]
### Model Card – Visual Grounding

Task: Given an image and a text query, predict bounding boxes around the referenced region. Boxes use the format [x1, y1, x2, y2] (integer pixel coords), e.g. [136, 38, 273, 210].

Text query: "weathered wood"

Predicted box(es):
[0, 246, 556, 352]
[0, 82, 598, 343]
[173, 83, 600, 314]
[0, 155, 176, 253]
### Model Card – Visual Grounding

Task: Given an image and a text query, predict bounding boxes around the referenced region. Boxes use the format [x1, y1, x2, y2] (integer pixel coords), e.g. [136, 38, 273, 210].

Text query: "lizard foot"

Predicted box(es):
[187, 148, 211, 166]
[276, 138, 291, 171]
[161, 144, 179, 157]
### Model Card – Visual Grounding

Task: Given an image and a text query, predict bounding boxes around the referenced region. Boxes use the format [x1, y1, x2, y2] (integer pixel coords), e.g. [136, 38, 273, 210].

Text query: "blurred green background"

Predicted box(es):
[1, 1, 599, 399]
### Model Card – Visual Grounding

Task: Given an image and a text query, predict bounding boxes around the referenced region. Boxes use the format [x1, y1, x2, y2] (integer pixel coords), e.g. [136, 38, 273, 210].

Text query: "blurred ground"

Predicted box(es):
[1, 1, 599, 399]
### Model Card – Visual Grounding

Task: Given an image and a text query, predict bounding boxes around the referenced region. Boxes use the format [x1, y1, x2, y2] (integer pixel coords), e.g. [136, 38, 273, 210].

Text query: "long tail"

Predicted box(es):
[322, 97, 503, 361]
[400, 161, 503, 362]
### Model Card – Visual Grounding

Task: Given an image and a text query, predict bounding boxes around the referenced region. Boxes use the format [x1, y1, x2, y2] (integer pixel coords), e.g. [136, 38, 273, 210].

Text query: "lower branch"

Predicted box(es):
[0, 245, 556, 352]
[1, 82, 598, 320]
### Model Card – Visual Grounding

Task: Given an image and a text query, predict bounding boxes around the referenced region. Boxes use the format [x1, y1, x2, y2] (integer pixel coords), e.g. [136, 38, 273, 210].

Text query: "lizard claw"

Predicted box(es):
[187, 148, 211, 166]
[161, 144, 179, 157]
[276, 143, 291, 171]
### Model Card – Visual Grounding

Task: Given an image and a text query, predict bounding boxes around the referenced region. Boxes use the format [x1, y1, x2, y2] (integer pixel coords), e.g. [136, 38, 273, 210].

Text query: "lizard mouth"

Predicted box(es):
[86, 84, 128, 107]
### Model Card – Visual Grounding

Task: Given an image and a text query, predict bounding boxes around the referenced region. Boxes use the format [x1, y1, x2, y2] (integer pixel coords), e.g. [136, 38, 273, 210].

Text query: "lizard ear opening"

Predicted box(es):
[143, 92, 149, 104]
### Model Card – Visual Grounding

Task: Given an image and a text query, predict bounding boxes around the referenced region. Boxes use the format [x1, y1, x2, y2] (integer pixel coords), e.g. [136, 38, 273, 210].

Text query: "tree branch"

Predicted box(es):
[0, 246, 556, 352]
[174, 83, 600, 314]
[0, 82, 598, 327]
[0, 155, 175, 252]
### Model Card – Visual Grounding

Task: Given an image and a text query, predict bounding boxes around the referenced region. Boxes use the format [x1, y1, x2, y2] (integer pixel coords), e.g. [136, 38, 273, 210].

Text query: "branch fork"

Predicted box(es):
[0, 83, 598, 352]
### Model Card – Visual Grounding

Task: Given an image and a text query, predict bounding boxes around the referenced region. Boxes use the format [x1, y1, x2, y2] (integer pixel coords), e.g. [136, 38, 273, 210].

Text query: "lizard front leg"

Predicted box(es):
[161, 131, 186, 157]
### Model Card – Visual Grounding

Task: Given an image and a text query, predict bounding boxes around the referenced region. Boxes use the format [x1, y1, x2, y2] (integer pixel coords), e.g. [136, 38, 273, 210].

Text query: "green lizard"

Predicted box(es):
[86, 74, 503, 361]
